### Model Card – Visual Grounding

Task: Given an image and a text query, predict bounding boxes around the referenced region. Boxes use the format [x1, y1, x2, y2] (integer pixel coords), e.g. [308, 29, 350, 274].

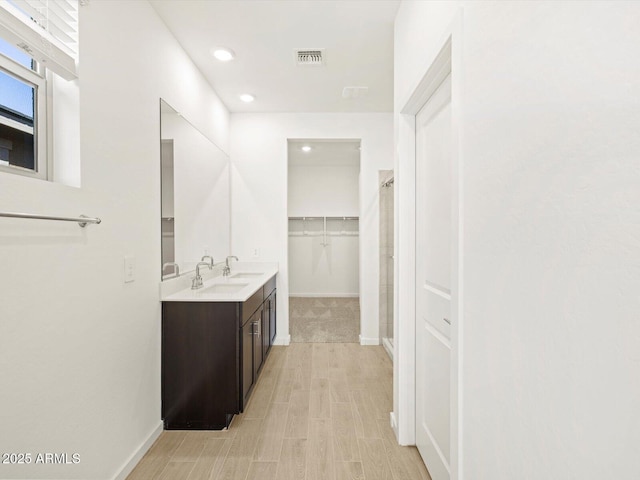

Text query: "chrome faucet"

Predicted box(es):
[162, 262, 180, 277]
[201, 255, 214, 269]
[223, 256, 239, 276]
[191, 261, 211, 289]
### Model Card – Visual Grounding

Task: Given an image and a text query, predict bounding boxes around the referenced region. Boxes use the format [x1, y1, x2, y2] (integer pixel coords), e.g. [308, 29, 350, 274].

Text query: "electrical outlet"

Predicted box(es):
[124, 255, 135, 283]
[253, 248, 259, 258]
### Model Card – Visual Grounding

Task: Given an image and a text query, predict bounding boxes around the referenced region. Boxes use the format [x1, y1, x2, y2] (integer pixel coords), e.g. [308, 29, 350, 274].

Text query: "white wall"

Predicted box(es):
[0, 1, 229, 479]
[231, 113, 393, 344]
[288, 233, 360, 297]
[395, 1, 640, 478]
[288, 165, 360, 217]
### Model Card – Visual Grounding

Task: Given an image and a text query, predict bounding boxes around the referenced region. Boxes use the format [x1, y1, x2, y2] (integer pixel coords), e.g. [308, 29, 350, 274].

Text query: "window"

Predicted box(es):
[0, 37, 47, 178]
[0, 0, 79, 182]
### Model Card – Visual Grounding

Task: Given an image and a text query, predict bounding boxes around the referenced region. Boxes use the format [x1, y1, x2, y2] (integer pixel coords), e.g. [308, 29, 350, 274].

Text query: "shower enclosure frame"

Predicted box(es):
[380, 172, 395, 358]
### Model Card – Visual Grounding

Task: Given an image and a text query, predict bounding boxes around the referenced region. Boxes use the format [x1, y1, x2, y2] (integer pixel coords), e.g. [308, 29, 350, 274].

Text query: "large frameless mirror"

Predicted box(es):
[160, 99, 230, 280]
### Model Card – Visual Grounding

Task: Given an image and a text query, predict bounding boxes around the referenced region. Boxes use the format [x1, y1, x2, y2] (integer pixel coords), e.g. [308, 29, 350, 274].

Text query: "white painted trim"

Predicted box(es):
[424, 320, 452, 350]
[390, 411, 399, 437]
[400, 47, 452, 116]
[449, 11, 465, 480]
[273, 334, 291, 346]
[395, 8, 464, 479]
[112, 421, 163, 480]
[382, 336, 394, 360]
[395, 112, 417, 447]
[422, 420, 452, 479]
[423, 281, 452, 300]
[359, 335, 380, 346]
[289, 293, 359, 298]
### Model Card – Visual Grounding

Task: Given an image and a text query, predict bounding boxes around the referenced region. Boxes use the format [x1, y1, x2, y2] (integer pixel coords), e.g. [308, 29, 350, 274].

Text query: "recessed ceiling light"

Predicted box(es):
[211, 47, 235, 62]
[301, 145, 312, 152]
[239, 93, 255, 103]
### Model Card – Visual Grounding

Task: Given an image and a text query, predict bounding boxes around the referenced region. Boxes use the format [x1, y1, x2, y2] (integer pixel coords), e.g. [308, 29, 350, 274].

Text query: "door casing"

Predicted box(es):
[394, 9, 464, 480]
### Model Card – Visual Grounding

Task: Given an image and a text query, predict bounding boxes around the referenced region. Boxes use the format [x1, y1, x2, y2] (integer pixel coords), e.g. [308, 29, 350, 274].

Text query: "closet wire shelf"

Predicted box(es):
[288, 216, 359, 246]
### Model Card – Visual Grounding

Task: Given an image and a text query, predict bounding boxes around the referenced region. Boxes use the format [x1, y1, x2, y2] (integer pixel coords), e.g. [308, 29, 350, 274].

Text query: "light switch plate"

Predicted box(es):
[124, 255, 135, 283]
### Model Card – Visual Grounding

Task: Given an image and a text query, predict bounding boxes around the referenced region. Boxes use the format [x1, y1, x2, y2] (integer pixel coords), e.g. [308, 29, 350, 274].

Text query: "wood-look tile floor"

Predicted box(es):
[127, 343, 431, 480]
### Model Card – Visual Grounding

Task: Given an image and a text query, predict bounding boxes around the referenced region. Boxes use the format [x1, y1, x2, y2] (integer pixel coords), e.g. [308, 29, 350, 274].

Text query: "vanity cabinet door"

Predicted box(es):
[241, 315, 254, 409]
[263, 296, 271, 356]
[162, 301, 239, 430]
[252, 306, 264, 376]
[241, 306, 264, 409]
[269, 290, 277, 347]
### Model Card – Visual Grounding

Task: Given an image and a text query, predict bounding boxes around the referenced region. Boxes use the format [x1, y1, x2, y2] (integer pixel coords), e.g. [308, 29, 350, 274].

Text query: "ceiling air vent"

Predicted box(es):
[296, 49, 324, 66]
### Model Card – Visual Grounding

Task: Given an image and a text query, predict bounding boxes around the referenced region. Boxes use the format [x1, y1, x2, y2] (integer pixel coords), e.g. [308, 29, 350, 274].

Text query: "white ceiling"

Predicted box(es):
[288, 139, 360, 167]
[149, 0, 399, 113]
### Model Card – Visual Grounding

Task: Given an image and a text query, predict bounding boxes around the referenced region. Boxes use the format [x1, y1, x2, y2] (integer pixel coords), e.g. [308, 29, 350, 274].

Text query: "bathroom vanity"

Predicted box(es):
[160, 265, 277, 430]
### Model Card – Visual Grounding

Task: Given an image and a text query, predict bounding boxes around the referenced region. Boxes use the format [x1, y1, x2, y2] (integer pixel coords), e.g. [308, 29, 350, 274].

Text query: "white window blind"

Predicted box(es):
[0, 0, 78, 80]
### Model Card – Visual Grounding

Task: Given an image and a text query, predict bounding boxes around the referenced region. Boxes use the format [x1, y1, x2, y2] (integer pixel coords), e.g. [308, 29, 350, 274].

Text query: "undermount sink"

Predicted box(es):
[230, 272, 264, 279]
[200, 283, 249, 294]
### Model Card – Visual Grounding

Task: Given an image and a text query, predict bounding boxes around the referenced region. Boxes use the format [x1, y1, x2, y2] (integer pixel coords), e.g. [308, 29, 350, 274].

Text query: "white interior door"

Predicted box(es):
[415, 72, 452, 480]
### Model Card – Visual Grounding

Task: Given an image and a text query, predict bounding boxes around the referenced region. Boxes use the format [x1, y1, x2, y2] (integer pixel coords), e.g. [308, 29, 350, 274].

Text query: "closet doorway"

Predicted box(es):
[287, 139, 361, 343]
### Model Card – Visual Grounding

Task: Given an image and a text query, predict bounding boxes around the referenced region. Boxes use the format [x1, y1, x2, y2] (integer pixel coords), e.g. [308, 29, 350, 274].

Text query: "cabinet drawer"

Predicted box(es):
[242, 288, 264, 325]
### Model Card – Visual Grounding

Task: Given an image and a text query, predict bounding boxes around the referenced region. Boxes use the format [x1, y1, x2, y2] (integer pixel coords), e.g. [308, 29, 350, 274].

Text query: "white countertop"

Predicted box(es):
[160, 262, 278, 302]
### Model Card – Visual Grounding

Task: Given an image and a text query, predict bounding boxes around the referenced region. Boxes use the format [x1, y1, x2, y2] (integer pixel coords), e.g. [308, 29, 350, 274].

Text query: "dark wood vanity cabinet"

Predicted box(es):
[270, 290, 277, 345]
[265, 289, 277, 355]
[240, 310, 255, 410]
[162, 276, 276, 430]
[241, 304, 263, 408]
[241, 275, 276, 408]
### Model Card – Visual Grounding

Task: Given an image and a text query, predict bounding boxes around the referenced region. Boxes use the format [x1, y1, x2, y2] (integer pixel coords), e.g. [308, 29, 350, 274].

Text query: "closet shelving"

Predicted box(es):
[288, 216, 359, 246]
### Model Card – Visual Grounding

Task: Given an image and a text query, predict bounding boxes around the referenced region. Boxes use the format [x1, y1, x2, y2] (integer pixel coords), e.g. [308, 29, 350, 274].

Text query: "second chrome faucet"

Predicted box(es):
[191, 255, 240, 289]
[223, 256, 239, 276]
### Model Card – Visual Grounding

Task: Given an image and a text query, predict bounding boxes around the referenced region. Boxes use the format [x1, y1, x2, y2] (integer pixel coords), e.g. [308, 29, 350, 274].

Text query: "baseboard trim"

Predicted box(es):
[112, 421, 163, 480]
[390, 412, 399, 440]
[289, 293, 359, 298]
[273, 334, 291, 346]
[359, 335, 380, 346]
[382, 337, 394, 360]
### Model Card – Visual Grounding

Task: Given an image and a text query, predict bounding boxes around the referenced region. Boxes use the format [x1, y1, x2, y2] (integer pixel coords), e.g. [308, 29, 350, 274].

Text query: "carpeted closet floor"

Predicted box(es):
[289, 297, 360, 343]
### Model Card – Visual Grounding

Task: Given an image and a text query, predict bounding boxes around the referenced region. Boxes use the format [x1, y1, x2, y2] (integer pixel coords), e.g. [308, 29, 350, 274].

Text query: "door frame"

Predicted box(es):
[285, 138, 364, 344]
[394, 9, 464, 480]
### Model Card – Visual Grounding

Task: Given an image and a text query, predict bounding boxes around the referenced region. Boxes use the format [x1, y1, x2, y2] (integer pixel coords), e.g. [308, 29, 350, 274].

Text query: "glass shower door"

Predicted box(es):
[379, 172, 394, 357]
